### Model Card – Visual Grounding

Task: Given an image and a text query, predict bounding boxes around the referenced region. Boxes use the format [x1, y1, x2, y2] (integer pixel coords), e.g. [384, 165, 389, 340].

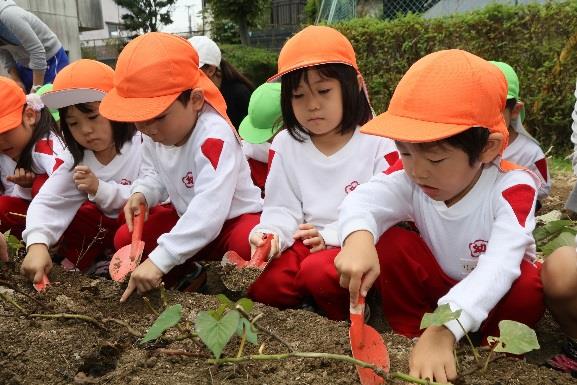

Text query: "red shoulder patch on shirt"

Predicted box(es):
[534, 158, 548, 182]
[384, 158, 404, 175]
[267, 149, 276, 174]
[501, 184, 536, 227]
[34, 139, 53, 155]
[52, 158, 64, 172]
[384, 151, 399, 167]
[201, 138, 224, 170]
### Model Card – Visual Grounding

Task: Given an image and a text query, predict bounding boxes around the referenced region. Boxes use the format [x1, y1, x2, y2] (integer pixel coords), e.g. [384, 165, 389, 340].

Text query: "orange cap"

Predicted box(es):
[0, 76, 25, 134]
[42, 59, 114, 109]
[99, 32, 229, 125]
[361, 49, 509, 152]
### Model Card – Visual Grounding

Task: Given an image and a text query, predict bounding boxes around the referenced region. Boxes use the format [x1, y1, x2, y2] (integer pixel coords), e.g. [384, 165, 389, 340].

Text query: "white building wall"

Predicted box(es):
[80, 0, 128, 41]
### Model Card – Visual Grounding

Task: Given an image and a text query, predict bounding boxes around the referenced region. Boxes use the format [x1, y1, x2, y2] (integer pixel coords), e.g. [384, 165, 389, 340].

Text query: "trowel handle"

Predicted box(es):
[131, 203, 145, 243]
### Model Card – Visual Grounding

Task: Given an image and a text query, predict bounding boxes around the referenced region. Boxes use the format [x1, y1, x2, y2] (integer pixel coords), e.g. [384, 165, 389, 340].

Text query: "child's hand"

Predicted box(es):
[334, 230, 380, 306]
[123, 193, 148, 232]
[20, 243, 53, 283]
[7, 168, 36, 188]
[73, 165, 99, 195]
[409, 325, 457, 384]
[293, 223, 326, 253]
[120, 259, 163, 302]
[0, 232, 8, 262]
[249, 232, 280, 260]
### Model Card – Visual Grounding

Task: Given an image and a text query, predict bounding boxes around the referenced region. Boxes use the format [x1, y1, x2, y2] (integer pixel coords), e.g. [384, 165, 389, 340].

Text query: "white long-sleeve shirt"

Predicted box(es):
[0, 132, 66, 200]
[338, 164, 538, 341]
[23, 134, 143, 248]
[133, 104, 262, 274]
[503, 131, 550, 200]
[252, 129, 398, 251]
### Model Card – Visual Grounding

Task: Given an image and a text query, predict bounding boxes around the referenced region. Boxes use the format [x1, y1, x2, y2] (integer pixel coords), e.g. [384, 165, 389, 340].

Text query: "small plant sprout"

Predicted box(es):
[141, 304, 183, 343]
[1, 230, 24, 262]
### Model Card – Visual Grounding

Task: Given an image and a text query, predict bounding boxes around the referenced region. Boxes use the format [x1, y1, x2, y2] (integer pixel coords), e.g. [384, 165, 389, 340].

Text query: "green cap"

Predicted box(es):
[490, 61, 524, 122]
[35, 84, 60, 122]
[239, 82, 282, 144]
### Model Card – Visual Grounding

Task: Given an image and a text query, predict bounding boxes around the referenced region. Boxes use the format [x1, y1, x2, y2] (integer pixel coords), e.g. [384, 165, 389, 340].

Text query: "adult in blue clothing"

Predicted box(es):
[0, 0, 69, 92]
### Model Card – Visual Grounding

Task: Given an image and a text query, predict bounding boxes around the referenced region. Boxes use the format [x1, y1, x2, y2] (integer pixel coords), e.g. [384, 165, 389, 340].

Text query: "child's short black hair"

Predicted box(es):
[177, 89, 192, 105]
[280, 63, 371, 142]
[59, 103, 136, 168]
[404, 127, 490, 166]
[16, 107, 60, 171]
[505, 98, 517, 112]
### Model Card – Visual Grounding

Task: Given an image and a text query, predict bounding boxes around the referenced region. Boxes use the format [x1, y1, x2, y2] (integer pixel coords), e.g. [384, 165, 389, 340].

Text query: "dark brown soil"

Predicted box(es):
[0, 170, 575, 385]
[219, 263, 262, 293]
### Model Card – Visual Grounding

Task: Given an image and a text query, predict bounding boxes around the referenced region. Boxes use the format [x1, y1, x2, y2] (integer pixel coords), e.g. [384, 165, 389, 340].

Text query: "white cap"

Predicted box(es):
[188, 36, 221, 68]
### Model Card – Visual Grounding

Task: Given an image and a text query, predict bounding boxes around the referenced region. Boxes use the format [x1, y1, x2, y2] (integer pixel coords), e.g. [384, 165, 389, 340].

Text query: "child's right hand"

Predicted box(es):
[7, 168, 36, 188]
[249, 232, 280, 261]
[20, 243, 52, 283]
[123, 193, 148, 232]
[334, 230, 380, 307]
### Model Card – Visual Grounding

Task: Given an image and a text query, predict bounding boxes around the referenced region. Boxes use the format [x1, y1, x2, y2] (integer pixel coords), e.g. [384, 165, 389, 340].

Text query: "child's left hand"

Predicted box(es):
[120, 259, 163, 303]
[7, 168, 36, 187]
[293, 223, 326, 253]
[409, 325, 457, 384]
[73, 165, 99, 195]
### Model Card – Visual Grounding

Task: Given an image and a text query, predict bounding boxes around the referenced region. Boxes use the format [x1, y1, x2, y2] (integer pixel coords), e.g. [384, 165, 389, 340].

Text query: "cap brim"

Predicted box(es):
[267, 60, 355, 82]
[239, 118, 277, 144]
[360, 112, 473, 143]
[0, 106, 23, 134]
[99, 88, 179, 122]
[42, 89, 106, 109]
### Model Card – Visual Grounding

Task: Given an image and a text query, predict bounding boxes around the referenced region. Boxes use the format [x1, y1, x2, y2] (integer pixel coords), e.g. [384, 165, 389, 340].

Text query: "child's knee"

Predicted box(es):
[542, 247, 577, 300]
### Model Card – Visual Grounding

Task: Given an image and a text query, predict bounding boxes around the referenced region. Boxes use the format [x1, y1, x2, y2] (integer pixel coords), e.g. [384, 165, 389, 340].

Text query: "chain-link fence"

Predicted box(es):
[316, 0, 443, 22]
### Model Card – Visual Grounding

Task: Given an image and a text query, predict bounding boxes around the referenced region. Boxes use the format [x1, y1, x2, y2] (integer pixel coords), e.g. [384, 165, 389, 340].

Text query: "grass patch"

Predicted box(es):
[549, 155, 573, 175]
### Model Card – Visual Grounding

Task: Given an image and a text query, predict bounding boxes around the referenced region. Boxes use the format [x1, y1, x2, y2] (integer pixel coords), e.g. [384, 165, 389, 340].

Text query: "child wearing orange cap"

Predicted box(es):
[247, 26, 398, 320]
[98, 32, 262, 302]
[334, 49, 544, 383]
[19, 59, 142, 283]
[0, 76, 64, 239]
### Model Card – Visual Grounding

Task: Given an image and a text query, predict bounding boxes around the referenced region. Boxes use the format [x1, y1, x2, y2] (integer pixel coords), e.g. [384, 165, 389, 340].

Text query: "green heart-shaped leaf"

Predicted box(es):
[489, 320, 540, 355]
[420, 304, 461, 329]
[235, 298, 254, 313]
[196, 310, 240, 358]
[236, 318, 258, 345]
[541, 231, 575, 257]
[141, 304, 182, 343]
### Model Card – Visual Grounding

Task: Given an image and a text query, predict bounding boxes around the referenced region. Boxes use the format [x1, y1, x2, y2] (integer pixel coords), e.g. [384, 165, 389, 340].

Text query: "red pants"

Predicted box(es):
[58, 202, 118, 271]
[114, 204, 261, 287]
[0, 196, 29, 238]
[248, 241, 351, 320]
[376, 227, 545, 338]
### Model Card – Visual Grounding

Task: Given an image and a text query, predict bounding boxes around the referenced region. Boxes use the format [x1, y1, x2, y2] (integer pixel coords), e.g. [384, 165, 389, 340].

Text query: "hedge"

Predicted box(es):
[220, 44, 278, 87]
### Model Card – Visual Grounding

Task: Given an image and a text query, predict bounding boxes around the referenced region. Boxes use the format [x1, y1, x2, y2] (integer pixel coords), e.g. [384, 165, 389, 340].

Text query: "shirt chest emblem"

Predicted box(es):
[182, 171, 194, 188]
[468, 239, 488, 258]
[345, 181, 359, 194]
[119, 178, 132, 185]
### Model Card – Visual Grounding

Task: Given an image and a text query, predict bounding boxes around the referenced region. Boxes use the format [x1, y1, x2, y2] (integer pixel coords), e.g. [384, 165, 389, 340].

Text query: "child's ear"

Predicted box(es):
[21, 106, 38, 127]
[479, 132, 503, 164]
[190, 88, 205, 111]
[512, 101, 524, 118]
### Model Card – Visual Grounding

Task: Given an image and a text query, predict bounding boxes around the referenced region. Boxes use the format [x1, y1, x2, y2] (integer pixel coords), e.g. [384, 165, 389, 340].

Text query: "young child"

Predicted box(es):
[19, 59, 142, 283]
[98, 32, 262, 302]
[334, 50, 544, 383]
[491, 61, 551, 206]
[247, 26, 399, 321]
[0, 76, 64, 239]
[238, 82, 283, 194]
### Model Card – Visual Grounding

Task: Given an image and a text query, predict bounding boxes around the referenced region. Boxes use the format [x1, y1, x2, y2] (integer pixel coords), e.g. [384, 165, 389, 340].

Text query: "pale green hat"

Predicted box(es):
[490, 61, 525, 122]
[239, 82, 282, 144]
[35, 84, 60, 122]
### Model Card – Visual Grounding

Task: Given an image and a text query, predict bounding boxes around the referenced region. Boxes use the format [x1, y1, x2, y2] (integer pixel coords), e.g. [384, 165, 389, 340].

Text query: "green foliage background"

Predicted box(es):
[220, 44, 278, 86]
[228, 1, 577, 155]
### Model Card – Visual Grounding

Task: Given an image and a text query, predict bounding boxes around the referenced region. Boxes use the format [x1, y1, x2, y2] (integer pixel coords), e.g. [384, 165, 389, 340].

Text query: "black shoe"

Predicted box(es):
[175, 262, 207, 293]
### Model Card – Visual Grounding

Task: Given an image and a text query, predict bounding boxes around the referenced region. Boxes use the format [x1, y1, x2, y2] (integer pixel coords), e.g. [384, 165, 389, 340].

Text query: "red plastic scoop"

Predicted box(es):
[33, 273, 50, 292]
[349, 296, 390, 385]
[221, 233, 273, 269]
[109, 204, 146, 282]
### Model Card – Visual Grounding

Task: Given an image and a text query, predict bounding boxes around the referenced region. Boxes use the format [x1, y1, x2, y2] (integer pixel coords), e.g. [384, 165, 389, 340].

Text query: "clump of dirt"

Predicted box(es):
[219, 263, 262, 293]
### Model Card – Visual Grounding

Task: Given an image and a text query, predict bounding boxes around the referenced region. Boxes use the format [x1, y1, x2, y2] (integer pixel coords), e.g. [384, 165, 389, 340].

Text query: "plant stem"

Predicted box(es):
[159, 283, 168, 309]
[0, 291, 27, 314]
[102, 318, 141, 337]
[456, 319, 480, 362]
[235, 305, 294, 352]
[30, 313, 106, 330]
[0, 279, 52, 310]
[482, 344, 498, 372]
[236, 326, 247, 358]
[155, 348, 210, 358]
[143, 297, 159, 316]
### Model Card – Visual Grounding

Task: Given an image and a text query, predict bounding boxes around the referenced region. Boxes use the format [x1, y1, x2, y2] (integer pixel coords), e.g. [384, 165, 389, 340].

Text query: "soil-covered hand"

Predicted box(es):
[249, 231, 279, 260]
[20, 243, 53, 283]
[123, 193, 148, 232]
[73, 165, 99, 196]
[409, 325, 457, 384]
[293, 223, 326, 253]
[120, 259, 163, 303]
[334, 230, 379, 306]
[7, 168, 36, 188]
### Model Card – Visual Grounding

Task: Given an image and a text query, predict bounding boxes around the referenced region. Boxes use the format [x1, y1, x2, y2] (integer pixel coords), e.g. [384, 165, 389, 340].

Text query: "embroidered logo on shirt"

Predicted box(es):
[182, 172, 194, 188]
[345, 181, 359, 194]
[469, 239, 488, 258]
[502, 184, 536, 227]
[201, 138, 224, 170]
[120, 178, 132, 185]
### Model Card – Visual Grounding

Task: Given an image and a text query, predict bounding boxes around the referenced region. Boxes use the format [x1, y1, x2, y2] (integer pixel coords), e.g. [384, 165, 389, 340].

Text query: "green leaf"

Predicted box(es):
[235, 298, 254, 313]
[195, 310, 240, 358]
[141, 304, 182, 343]
[541, 231, 575, 257]
[420, 304, 461, 329]
[3, 230, 23, 259]
[488, 320, 540, 355]
[236, 318, 258, 345]
[533, 219, 573, 242]
[217, 294, 234, 308]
